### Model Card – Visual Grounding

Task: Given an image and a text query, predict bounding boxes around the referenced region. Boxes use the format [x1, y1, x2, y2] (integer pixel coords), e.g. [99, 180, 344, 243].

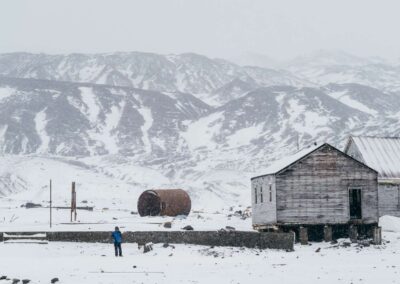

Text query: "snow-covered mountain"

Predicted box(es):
[0, 52, 307, 106]
[0, 77, 210, 158]
[1, 50, 400, 209]
[286, 50, 400, 92]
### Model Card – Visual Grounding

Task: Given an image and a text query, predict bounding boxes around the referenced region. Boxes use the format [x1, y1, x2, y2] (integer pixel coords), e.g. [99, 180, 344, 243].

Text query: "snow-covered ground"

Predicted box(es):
[0, 229, 399, 284]
[0, 204, 252, 232]
[0, 154, 253, 232]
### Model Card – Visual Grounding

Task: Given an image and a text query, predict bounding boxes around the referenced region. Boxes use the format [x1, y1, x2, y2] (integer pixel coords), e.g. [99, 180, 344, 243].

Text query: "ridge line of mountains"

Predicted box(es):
[0, 51, 399, 207]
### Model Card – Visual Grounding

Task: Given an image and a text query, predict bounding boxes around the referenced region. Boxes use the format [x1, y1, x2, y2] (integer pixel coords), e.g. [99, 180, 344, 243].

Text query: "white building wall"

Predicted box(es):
[251, 175, 277, 226]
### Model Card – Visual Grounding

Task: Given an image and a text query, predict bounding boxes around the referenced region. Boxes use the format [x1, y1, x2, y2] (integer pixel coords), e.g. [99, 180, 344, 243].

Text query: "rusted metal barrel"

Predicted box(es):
[137, 189, 191, 217]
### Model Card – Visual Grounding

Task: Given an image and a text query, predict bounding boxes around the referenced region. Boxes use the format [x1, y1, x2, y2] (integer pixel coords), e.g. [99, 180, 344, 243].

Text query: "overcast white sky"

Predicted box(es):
[1, 0, 400, 60]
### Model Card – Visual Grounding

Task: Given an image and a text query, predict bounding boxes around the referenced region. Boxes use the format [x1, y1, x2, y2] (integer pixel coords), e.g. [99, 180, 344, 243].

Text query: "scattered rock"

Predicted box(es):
[182, 225, 194, 231]
[143, 243, 153, 253]
[11, 279, 20, 284]
[163, 243, 169, 248]
[133, 265, 137, 269]
[357, 240, 371, 247]
[0, 276, 7, 280]
[342, 242, 351, 247]
[233, 209, 251, 220]
[112, 217, 118, 220]
[163, 222, 172, 228]
[51, 278, 59, 283]
[22, 202, 42, 209]
[81, 200, 88, 204]
[130, 211, 138, 215]
[330, 240, 338, 244]
[315, 247, 321, 253]
[22, 280, 30, 284]
[225, 226, 236, 231]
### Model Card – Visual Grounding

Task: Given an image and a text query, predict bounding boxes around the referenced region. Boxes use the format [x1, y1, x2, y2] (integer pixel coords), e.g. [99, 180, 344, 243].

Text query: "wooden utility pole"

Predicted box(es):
[70, 182, 77, 222]
[49, 179, 52, 228]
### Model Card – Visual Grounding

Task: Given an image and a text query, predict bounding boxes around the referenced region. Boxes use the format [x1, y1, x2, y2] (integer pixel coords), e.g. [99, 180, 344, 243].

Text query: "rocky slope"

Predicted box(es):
[0, 52, 307, 106]
[0, 51, 399, 208]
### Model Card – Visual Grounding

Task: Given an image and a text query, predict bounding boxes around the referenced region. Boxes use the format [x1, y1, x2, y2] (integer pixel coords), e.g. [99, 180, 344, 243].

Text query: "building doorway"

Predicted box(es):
[349, 188, 362, 219]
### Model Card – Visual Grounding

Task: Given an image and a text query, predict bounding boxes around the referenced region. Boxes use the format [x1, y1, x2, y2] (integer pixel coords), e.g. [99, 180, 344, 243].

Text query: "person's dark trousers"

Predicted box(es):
[114, 242, 122, 256]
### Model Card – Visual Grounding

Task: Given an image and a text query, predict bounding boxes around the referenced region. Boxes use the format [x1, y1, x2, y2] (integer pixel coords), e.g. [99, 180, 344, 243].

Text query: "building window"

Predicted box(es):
[254, 186, 257, 204]
[260, 186, 263, 203]
[269, 184, 272, 202]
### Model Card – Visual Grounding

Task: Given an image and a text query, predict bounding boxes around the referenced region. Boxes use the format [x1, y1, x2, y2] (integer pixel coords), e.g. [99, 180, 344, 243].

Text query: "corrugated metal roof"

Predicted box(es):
[347, 136, 400, 179]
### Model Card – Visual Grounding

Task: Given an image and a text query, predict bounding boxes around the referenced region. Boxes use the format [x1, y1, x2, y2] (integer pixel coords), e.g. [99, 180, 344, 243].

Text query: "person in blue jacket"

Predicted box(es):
[111, 226, 123, 257]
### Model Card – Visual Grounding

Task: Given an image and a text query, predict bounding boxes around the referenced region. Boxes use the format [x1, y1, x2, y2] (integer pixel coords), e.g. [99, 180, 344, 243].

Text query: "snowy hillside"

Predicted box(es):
[286, 50, 400, 92]
[0, 77, 209, 157]
[0, 50, 400, 210]
[0, 52, 307, 105]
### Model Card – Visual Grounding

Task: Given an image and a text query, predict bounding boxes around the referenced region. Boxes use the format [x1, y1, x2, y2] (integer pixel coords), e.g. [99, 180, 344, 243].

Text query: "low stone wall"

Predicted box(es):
[1, 231, 294, 250]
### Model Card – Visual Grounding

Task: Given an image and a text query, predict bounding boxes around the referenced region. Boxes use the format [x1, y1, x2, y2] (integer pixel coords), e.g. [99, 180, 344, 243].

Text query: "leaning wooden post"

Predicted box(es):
[71, 182, 76, 222]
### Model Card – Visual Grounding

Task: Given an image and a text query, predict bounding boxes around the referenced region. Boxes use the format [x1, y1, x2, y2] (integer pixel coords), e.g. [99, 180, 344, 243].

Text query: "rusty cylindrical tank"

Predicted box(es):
[137, 189, 191, 217]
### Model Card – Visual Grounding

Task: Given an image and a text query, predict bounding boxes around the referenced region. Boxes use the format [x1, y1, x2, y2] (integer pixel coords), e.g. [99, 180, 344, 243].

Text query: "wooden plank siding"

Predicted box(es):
[251, 175, 277, 225]
[378, 184, 400, 217]
[275, 145, 378, 225]
[344, 136, 400, 217]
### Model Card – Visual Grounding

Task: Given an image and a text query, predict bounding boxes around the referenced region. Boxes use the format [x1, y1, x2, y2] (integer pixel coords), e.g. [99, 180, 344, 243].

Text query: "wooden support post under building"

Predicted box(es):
[349, 225, 358, 243]
[299, 226, 308, 245]
[323, 225, 332, 242]
[372, 226, 382, 245]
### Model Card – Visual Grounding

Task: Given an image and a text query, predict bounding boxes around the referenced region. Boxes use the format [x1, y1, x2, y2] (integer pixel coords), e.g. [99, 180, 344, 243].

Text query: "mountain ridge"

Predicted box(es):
[1, 50, 399, 208]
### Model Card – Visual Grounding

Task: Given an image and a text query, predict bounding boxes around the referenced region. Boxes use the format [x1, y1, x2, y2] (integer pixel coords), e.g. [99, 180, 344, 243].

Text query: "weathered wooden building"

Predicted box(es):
[345, 136, 400, 217]
[251, 143, 380, 242]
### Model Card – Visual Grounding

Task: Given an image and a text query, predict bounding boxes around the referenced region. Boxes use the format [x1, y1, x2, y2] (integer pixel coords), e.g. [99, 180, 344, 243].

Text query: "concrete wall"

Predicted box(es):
[0, 231, 294, 250]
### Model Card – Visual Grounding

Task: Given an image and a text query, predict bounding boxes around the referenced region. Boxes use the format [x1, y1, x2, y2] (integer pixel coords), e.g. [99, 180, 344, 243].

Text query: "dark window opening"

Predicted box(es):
[260, 186, 263, 203]
[349, 188, 362, 219]
[254, 187, 257, 204]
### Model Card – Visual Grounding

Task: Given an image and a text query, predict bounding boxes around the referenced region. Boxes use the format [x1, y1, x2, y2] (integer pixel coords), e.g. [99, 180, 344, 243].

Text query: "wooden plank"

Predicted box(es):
[254, 144, 379, 225]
